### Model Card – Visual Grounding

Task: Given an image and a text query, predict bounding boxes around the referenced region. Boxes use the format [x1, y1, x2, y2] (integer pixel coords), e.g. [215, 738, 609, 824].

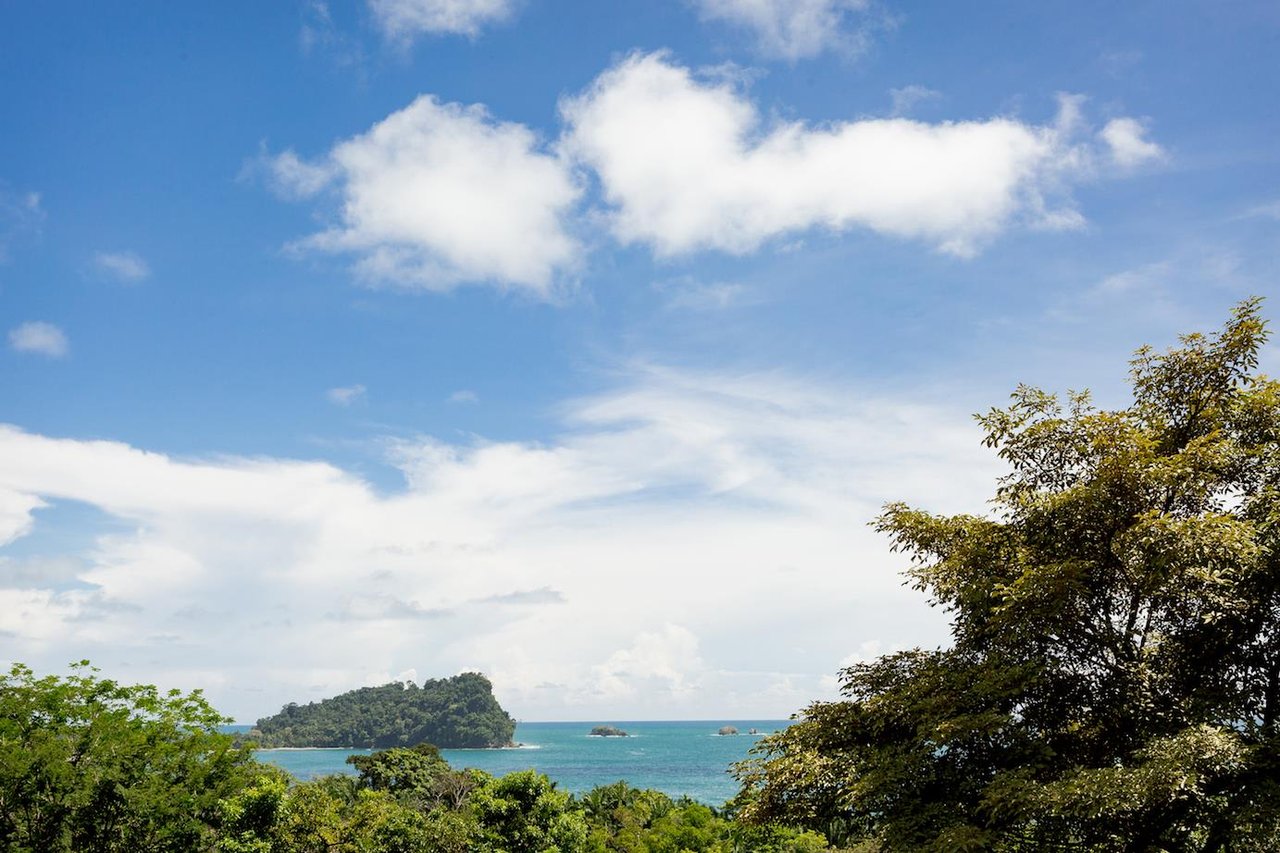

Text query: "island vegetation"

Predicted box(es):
[249, 672, 515, 749]
[4, 304, 1279, 851]
[589, 725, 629, 737]
[717, 726, 738, 736]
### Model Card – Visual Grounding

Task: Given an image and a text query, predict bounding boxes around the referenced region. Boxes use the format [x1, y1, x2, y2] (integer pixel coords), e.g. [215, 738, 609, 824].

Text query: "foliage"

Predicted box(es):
[1, 664, 833, 851]
[218, 756, 831, 851]
[469, 768, 590, 851]
[735, 300, 1280, 850]
[251, 672, 516, 748]
[0, 661, 261, 852]
[345, 742, 449, 795]
[578, 780, 829, 852]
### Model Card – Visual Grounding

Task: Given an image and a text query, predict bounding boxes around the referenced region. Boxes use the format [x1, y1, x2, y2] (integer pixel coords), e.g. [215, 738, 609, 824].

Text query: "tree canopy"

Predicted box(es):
[2, 662, 832, 851]
[0, 661, 259, 852]
[735, 300, 1280, 851]
[251, 672, 516, 749]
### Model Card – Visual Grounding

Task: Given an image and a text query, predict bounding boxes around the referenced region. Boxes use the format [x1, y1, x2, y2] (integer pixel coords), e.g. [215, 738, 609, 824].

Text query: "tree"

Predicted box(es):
[346, 742, 449, 796]
[735, 300, 1280, 851]
[0, 661, 261, 852]
[469, 768, 589, 852]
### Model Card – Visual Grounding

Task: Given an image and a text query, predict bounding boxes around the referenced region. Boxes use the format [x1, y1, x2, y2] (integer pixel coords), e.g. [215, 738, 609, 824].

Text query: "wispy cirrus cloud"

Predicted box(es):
[889, 84, 940, 116]
[300, 0, 365, 69]
[475, 586, 566, 605]
[448, 389, 480, 404]
[0, 187, 43, 262]
[369, 0, 516, 42]
[694, 0, 876, 60]
[1240, 201, 1280, 221]
[326, 384, 367, 406]
[654, 276, 751, 311]
[92, 250, 150, 283]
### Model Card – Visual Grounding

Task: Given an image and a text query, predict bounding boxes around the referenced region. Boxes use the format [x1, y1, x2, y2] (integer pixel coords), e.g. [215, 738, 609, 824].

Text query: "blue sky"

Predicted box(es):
[1, 0, 1277, 721]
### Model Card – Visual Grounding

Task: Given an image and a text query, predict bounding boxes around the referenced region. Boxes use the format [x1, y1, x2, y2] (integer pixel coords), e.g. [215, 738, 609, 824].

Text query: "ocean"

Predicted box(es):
[241, 720, 789, 805]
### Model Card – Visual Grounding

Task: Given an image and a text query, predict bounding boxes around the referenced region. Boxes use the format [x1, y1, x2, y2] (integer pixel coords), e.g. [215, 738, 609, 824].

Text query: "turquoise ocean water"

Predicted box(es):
[240, 720, 789, 805]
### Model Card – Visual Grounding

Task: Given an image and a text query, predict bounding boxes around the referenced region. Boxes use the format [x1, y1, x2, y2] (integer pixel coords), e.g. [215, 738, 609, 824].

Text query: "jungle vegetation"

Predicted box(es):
[250, 672, 516, 749]
[0, 662, 827, 852]
[5, 303, 1278, 851]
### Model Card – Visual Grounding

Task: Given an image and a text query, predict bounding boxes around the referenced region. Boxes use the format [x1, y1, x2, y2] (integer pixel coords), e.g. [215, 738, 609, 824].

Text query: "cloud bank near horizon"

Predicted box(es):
[0, 368, 1001, 720]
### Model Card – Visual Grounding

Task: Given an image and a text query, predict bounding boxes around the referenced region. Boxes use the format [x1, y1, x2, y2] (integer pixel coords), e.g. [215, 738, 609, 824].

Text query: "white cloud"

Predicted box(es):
[0, 187, 43, 261]
[271, 95, 580, 295]
[0, 490, 45, 547]
[9, 322, 69, 358]
[817, 639, 887, 695]
[263, 149, 335, 200]
[1239, 200, 1280, 221]
[1100, 117, 1165, 168]
[1089, 262, 1171, 299]
[589, 624, 704, 701]
[369, 0, 515, 41]
[561, 54, 1123, 259]
[448, 389, 480, 404]
[301, 0, 339, 53]
[1050, 249, 1253, 329]
[654, 276, 750, 310]
[326, 384, 367, 406]
[0, 368, 999, 720]
[300, 1, 365, 68]
[695, 0, 873, 60]
[92, 250, 150, 283]
[0, 555, 83, 587]
[889, 84, 940, 116]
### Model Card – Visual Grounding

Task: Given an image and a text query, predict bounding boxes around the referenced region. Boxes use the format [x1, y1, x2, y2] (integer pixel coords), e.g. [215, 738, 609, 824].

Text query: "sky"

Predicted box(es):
[1, 0, 1278, 722]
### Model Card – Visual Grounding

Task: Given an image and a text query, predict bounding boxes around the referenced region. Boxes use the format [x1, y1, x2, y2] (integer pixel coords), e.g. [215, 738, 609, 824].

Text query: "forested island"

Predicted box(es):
[589, 725, 628, 737]
[249, 672, 516, 749]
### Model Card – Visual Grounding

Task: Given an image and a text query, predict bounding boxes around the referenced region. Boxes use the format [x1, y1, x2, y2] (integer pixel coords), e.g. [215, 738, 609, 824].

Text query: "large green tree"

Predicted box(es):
[0, 661, 260, 852]
[735, 301, 1280, 851]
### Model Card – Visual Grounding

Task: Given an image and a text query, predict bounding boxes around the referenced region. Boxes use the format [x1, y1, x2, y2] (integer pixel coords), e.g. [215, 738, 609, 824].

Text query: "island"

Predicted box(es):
[717, 726, 738, 736]
[589, 725, 629, 737]
[248, 672, 516, 749]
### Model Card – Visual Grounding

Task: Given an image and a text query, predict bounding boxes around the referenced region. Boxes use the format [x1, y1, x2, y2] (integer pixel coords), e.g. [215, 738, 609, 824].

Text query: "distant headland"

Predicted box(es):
[247, 672, 515, 749]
